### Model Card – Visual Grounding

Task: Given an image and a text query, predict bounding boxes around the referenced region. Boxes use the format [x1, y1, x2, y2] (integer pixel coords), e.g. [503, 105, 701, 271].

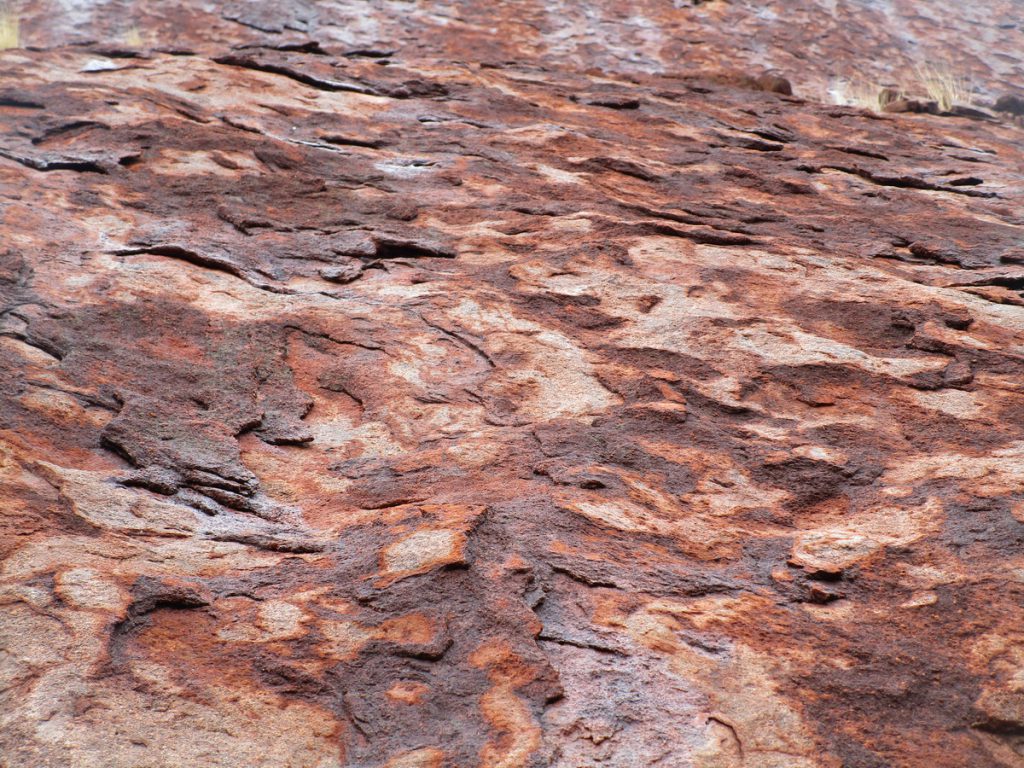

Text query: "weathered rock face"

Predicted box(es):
[2, 2, 1024, 767]
[12, 0, 1024, 103]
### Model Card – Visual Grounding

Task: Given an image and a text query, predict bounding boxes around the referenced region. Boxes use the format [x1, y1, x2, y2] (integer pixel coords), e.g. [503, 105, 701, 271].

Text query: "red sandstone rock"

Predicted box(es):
[2, 3, 1024, 768]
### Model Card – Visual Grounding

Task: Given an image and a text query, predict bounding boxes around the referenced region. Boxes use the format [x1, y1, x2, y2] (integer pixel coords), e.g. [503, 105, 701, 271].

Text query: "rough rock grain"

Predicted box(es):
[2, 2, 1024, 767]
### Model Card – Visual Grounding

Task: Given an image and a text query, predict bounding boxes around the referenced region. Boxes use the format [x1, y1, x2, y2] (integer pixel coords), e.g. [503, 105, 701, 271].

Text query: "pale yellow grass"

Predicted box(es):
[829, 78, 899, 112]
[913, 63, 973, 112]
[832, 63, 973, 114]
[0, 6, 19, 50]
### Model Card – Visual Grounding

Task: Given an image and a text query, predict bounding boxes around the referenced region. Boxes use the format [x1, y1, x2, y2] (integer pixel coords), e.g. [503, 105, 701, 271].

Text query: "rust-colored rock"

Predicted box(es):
[2, 2, 1024, 768]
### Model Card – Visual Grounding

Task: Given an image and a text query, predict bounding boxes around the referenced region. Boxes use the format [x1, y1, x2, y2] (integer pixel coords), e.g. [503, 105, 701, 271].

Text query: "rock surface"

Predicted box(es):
[2, 2, 1024, 767]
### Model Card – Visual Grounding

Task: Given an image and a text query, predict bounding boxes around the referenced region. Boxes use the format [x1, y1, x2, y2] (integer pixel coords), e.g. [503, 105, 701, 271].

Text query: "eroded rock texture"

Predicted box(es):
[2, 2, 1024, 767]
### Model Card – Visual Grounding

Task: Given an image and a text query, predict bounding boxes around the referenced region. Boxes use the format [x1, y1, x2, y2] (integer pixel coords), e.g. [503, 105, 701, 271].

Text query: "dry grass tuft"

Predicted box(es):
[829, 78, 897, 112]
[913, 63, 973, 112]
[831, 63, 973, 114]
[0, 4, 19, 50]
